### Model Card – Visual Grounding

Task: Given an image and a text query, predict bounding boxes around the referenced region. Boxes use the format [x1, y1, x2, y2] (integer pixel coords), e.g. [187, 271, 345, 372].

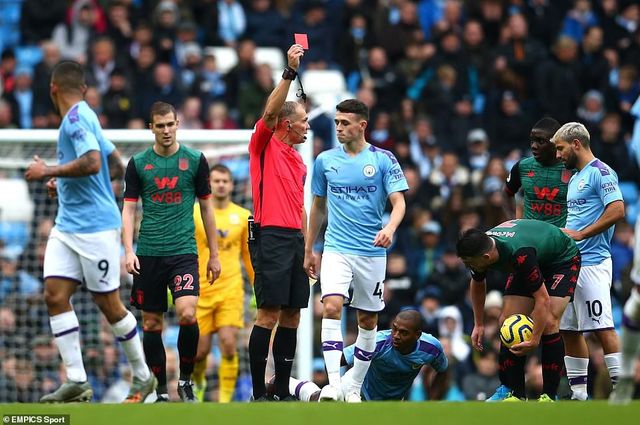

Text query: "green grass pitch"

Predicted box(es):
[1, 401, 640, 425]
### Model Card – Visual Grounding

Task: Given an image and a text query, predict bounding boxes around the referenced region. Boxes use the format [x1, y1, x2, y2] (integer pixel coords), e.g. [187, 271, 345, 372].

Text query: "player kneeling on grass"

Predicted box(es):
[457, 219, 581, 402]
[268, 311, 448, 401]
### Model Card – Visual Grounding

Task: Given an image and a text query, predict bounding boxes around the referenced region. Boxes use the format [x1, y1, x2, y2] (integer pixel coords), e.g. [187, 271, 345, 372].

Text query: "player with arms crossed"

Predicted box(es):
[277, 311, 448, 401]
[457, 219, 581, 401]
[305, 99, 408, 402]
[122, 101, 221, 402]
[25, 61, 155, 403]
[553, 122, 625, 401]
[192, 164, 254, 402]
[488, 117, 571, 401]
[247, 44, 310, 402]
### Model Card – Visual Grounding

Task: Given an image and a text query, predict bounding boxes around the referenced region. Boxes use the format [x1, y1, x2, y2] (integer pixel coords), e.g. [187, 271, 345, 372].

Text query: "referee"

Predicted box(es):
[247, 43, 310, 401]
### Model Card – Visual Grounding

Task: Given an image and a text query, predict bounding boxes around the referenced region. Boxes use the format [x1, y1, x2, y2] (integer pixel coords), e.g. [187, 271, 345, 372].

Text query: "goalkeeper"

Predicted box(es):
[192, 164, 254, 402]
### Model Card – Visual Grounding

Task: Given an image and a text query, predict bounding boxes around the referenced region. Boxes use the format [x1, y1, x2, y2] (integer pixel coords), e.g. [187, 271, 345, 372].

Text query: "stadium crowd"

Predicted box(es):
[1, 0, 640, 402]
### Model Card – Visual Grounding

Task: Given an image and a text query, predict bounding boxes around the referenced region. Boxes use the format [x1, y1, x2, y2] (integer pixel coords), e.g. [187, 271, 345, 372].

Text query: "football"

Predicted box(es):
[500, 314, 534, 348]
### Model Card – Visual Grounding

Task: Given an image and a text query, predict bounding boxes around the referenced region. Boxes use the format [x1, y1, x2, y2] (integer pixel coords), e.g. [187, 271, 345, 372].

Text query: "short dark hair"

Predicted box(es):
[210, 163, 232, 177]
[395, 309, 423, 333]
[456, 228, 493, 258]
[149, 101, 177, 123]
[51, 61, 86, 94]
[277, 101, 301, 122]
[532, 116, 560, 138]
[336, 99, 369, 121]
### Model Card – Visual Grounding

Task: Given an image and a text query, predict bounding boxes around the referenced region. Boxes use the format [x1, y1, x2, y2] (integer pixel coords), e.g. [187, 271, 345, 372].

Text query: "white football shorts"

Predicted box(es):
[44, 226, 121, 293]
[320, 251, 386, 312]
[560, 257, 614, 332]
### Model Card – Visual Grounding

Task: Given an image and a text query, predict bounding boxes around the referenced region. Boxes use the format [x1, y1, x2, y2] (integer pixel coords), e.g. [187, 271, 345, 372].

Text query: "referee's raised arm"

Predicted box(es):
[261, 44, 304, 129]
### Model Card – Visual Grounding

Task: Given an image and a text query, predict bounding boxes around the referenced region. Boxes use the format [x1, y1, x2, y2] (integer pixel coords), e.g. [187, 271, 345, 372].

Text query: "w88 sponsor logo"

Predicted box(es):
[530, 201, 562, 216]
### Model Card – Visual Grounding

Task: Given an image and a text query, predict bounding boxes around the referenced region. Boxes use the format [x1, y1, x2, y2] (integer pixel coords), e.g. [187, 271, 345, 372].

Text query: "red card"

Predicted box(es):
[294, 33, 309, 50]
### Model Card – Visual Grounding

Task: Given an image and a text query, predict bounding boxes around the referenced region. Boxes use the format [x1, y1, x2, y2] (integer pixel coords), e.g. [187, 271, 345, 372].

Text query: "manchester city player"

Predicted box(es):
[278, 311, 448, 401]
[553, 122, 625, 401]
[304, 99, 408, 402]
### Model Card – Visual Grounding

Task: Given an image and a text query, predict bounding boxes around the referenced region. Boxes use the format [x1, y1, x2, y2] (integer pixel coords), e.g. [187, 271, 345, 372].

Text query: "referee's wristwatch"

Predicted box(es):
[282, 66, 297, 80]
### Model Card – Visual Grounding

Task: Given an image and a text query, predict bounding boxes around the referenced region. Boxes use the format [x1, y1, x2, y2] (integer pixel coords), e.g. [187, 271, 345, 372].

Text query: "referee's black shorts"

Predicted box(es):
[249, 226, 309, 309]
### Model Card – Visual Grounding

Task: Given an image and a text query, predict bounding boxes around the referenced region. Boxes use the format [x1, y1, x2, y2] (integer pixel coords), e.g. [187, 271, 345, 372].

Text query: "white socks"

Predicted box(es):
[321, 318, 343, 387]
[50, 311, 86, 383]
[349, 326, 377, 393]
[604, 352, 621, 387]
[111, 311, 150, 381]
[565, 355, 589, 400]
[289, 377, 320, 401]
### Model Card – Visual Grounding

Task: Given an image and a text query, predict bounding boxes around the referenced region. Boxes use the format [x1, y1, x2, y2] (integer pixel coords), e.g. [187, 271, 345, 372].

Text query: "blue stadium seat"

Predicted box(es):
[15, 45, 43, 69]
[0, 221, 29, 250]
[626, 202, 638, 226]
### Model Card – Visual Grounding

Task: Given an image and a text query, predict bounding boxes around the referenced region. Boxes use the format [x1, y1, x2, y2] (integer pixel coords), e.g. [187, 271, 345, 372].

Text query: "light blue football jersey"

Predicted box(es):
[566, 158, 623, 266]
[311, 145, 408, 256]
[55, 101, 121, 233]
[343, 330, 448, 400]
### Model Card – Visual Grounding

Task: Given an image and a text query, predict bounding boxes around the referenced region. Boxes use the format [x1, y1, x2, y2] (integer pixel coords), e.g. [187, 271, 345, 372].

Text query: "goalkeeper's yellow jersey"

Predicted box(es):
[194, 202, 254, 298]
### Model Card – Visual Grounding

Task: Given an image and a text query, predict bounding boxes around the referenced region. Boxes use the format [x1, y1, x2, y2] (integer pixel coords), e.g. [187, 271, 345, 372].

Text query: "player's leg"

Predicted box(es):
[271, 229, 309, 401]
[541, 295, 571, 400]
[40, 228, 92, 403]
[318, 253, 358, 401]
[217, 326, 240, 402]
[345, 255, 386, 403]
[193, 301, 214, 402]
[560, 259, 591, 401]
[289, 376, 321, 401]
[142, 311, 167, 400]
[168, 254, 200, 402]
[215, 291, 244, 402]
[250, 306, 278, 400]
[586, 259, 621, 388]
[610, 285, 640, 404]
[491, 286, 533, 401]
[82, 229, 154, 402]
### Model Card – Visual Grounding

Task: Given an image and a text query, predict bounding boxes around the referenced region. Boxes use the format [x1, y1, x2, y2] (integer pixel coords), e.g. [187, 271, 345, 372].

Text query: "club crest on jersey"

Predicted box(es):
[179, 158, 189, 171]
[561, 170, 572, 184]
[577, 179, 586, 191]
[363, 165, 376, 177]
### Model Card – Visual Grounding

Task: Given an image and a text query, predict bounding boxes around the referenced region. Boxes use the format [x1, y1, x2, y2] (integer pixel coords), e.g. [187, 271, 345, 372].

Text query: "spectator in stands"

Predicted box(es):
[219, 0, 247, 48]
[378, 0, 422, 63]
[225, 39, 257, 111]
[102, 67, 134, 128]
[86, 37, 118, 95]
[19, 0, 67, 45]
[194, 50, 227, 108]
[592, 112, 639, 183]
[338, 13, 377, 76]
[0, 248, 41, 304]
[579, 26, 610, 94]
[0, 49, 16, 96]
[178, 96, 203, 129]
[409, 116, 440, 179]
[32, 42, 61, 127]
[131, 44, 156, 120]
[105, 0, 133, 62]
[534, 35, 581, 123]
[153, 1, 179, 64]
[561, 0, 599, 44]
[424, 151, 473, 214]
[348, 47, 405, 113]
[488, 90, 531, 157]
[462, 348, 500, 400]
[139, 63, 184, 120]
[129, 21, 154, 61]
[52, 0, 101, 64]
[465, 128, 491, 183]
[577, 89, 606, 135]
[291, 1, 334, 69]
[5, 66, 35, 129]
[178, 42, 202, 92]
[204, 102, 237, 130]
[0, 99, 16, 129]
[244, 0, 286, 48]
[426, 246, 469, 307]
[238, 63, 274, 128]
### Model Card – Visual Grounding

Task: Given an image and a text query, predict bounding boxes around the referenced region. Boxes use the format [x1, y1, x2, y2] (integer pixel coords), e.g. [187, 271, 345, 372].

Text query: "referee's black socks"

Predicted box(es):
[249, 325, 272, 399]
[273, 326, 297, 399]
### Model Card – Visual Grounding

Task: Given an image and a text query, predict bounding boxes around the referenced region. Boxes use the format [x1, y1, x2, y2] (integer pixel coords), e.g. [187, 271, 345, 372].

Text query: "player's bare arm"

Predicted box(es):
[425, 368, 448, 401]
[261, 44, 304, 129]
[121, 201, 140, 275]
[469, 277, 487, 351]
[198, 196, 221, 284]
[510, 283, 550, 356]
[373, 191, 405, 248]
[25, 150, 100, 180]
[562, 200, 625, 241]
[303, 195, 327, 279]
[107, 148, 125, 181]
